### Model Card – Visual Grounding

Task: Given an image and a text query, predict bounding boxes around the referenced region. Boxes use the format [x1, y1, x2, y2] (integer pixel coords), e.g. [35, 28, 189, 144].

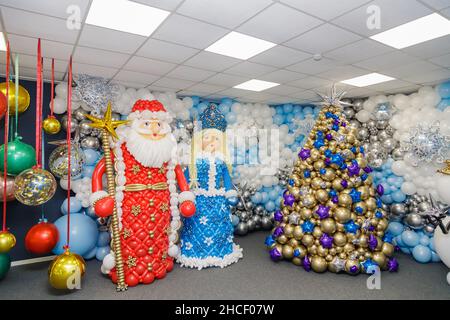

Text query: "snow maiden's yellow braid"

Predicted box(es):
[189, 128, 232, 189]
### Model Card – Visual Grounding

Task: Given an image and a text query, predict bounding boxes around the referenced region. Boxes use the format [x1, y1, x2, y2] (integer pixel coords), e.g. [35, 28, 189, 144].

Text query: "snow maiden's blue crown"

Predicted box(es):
[199, 103, 227, 132]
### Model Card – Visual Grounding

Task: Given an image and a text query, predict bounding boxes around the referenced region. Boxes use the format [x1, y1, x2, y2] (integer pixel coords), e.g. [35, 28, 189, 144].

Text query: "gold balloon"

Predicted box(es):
[323, 169, 336, 181]
[345, 259, 360, 275]
[377, 218, 388, 232]
[300, 208, 313, 219]
[293, 226, 304, 240]
[358, 234, 368, 248]
[315, 189, 329, 203]
[0, 82, 30, 114]
[357, 186, 370, 200]
[48, 250, 86, 289]
[42, 116, 61, 135]
[0, 231, 16, 253]
[366, 197, 377, 210]
[284, 224, 294, 238]
[313, 160, 325, 170]
[292, 257, 302, 266]
[0, 174, 16, 202]
[301, 234, 314, 247]
[381, 242, 394, 257]
[282, 245, 294, 259]
[372, 252, 387, 269]
[312, 226, 323, 239]
[334, 207, 351, 223]
[14, 168, 57, 206]
[311, 256, 327, 273]
[288, 238, 299, 248]
[320, 218, 336, 234]
[277, 234, 288, 244]
[332, 178, 344, 191]
[338, 194, 352, 207]
[333, 232, 347, 246]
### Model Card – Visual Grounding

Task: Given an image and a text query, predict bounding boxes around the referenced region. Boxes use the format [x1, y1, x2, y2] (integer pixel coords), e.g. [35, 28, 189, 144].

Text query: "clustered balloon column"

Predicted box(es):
[347, 80, 450, 264]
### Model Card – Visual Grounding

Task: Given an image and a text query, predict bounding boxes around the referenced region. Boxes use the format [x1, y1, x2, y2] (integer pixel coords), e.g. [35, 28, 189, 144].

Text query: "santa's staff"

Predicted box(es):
[85, 102, 129, 291]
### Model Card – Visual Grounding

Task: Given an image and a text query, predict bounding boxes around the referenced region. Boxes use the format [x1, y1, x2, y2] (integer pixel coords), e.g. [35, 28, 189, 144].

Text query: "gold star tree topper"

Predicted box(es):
[85, 102, 129, 140]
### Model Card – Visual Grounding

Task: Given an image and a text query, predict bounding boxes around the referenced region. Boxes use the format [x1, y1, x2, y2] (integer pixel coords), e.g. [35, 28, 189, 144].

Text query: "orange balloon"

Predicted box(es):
[0, 91, 6, 120]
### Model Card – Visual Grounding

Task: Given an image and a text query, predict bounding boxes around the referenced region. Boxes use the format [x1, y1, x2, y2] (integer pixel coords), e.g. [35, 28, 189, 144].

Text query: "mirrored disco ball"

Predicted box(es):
[49, 143, 86, 179]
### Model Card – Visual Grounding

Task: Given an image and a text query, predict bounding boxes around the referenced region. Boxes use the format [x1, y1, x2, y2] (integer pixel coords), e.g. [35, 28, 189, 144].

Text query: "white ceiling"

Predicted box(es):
[0, 0, 449, 104]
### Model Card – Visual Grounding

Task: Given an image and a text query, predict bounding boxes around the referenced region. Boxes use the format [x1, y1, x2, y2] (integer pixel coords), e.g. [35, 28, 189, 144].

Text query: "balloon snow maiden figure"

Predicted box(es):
[177, 104, 243, 269]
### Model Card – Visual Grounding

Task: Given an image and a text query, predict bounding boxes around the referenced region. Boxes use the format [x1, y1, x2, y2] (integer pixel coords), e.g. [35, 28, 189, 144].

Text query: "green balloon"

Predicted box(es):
[0, 253, 11, 280]
[0, 136, 36, 175]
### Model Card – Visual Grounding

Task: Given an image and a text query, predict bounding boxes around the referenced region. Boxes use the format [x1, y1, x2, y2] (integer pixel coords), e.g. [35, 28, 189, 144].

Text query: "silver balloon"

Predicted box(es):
[404, 213, 425, 229]
[382, 138, 397, 152]
[242, 190, 251, 199]
[61, 115, 79, 133]
[235, 222, 248, 236]
[389, 203, 407, 221]
[373, 102, 396, 121]
[353, 99, 364, 112]
[73, 108, 87, 121]
[377, 130, 391, 141]
[239, 211, 249, 221]
[185, 121, 194, 131]
[348, 120, 361, 129]
[376, 120, 389, 129]
[369, 135, 379, 143]
[367, 120, 377, 129]
[79, 120, 93, 135]
[247, 219, 256, 231]
[357, 127, 369, 141]
[418, 201, 431, 213]
[392, 147, 404, 160]
[245, 201, 254, 210]
[252, 214, 261, 227]
[261, 216, 273, 230]
[254, 205, 265, 215]
[236, 201, 245, 211]
[385, 125, 395, 136]
[343, 107, 355, 119]
[81, 136, 100, 149]
[423, 224, 436, 234]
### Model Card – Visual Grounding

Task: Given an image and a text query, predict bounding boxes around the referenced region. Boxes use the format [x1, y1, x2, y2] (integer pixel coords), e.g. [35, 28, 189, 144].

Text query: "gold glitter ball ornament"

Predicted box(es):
[42, 116, 61, 135]
[14, 167, 56, 206]
[49, 143, 86, 179]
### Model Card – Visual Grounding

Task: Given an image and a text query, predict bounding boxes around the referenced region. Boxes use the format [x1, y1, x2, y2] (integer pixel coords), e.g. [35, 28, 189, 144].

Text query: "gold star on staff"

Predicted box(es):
[85, 102, 129, 140]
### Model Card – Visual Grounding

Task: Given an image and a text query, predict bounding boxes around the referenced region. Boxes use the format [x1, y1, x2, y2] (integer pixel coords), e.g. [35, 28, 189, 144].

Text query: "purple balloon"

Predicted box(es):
[320, 233, 333, 249]
[368, 234, 378, 251]
[284, 194, 295, 207]
[349, 265, 358, 273]
[341, 180, 348, 188]
[298, 148, 311, 161]
[376, 184, 384, 196]
[302, 256, 311, 272]
[387, 257, 399, 272]
[269, 248, 282, 261]
[273, 226, 284, 238]
[274, 210, 283, 222]
[316, 205, 330, 219]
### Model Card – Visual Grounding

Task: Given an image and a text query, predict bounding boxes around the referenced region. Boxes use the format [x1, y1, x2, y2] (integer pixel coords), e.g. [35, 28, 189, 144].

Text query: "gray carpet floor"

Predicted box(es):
[1, 232, 449, 300]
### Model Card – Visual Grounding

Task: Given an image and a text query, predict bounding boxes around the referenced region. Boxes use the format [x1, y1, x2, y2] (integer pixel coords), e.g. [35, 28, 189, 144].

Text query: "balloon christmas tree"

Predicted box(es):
[266, 86, 399, 274]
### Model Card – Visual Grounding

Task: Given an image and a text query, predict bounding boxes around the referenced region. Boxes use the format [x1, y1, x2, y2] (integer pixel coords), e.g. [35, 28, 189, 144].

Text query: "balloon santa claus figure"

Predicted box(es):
[89, 100, 195, 288]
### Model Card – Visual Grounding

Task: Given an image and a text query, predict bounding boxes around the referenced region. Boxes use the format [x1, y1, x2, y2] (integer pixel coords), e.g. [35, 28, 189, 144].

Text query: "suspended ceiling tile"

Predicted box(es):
[332, 0, 433, 37]
[428, 53, 450, 67]
[72, 63, 118, 79]
[263, 84, 303, 96]
[286, 57, 343, 75]
[184, 51, 241, 72]
[152, 14, 228, 49]
[177, 0, 273, 29]
[285, 23, 362, 54]
[78, 25, 147, 54]
[402, 68, 450, 84]
[185, 82, 226, 94]
[353, 51, 420, 71]
[166, 65, 216, 82]
[249, 45, 310, 68]
[122, 56, 176, 75]
[224, 61, 277, 77]
[7, 34, 74, 60]
[317, 65, 370, 81]
[0, 0, 91, 19]
[402, 35, 450, 59]
[237, 3, 322, 43]
[112, 80, 148, 89]
[136, 38, 199, 63]
[366, 79, 414, 91]
[382, 60, 442, 78]
[130, 0, 184, 11]
[324, 39, 393, 64]
[279, 0, 372, 20]
[14, 54, 67, 73]
[113, 69, 160, 85]
[287, 76, 334, 90]
[1, 7, 80, 43]
[258, 69, 308, 84]
[202, 73, 248, 86]
[418, 0, 450, 10]
[74, 46, 130, 68]
[151, 76, 196, 89]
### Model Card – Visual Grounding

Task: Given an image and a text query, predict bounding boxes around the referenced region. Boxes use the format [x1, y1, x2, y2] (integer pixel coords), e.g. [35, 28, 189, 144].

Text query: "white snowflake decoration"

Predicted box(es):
[199, 216, 209, 225]
[292, 114, 316, 139]
[184, 242, 193, 250]
[400, 121, 450, 166]
[204, 237, 214, 246]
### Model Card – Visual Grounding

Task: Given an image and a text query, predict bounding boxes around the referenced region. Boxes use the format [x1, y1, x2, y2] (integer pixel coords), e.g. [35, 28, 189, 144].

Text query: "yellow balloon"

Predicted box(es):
[0, 82, 30, 114]
[42, 116, 61, 135]
[0, 231, 16, 253]
[48, 250, 86, 289]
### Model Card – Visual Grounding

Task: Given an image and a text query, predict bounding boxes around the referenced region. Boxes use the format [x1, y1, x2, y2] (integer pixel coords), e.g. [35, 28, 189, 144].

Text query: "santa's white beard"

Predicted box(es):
[125, 128, 177, 168]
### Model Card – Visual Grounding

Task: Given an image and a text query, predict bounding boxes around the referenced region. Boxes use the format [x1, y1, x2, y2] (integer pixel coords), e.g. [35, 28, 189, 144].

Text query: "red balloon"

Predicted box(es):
[94, 196, 115, 218]
[25, 222, 59, 255]
[0, 91, 6, 120]
[180, 201, 196, 218]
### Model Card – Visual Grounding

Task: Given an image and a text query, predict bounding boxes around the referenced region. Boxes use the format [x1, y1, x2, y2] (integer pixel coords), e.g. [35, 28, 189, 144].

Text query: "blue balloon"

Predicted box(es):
[97, 231, 111, 247]
[225, 112, 237, 124]
[400, 246, 411, 254]
[269, 189, 279, 201]
[395, 235, 404, 247]
[412, 244, 432, 263]
[82, 165, 95, 178]
[388, 222, 404, 236]
[285, 113, 294, 123]
[198, 102, 208, 114]
[60, 197, 82, 215]
[53, 214, 99, 256]
[190, 108, 199, 119]
[437, 98, 450, 111]
[275, 106, 284, 114]
[303, 106, 313, 114]
[381, 194, 392, 203]
[265, 201, 275, 212]
[402, 230, 420, 247]
[429, 236, 436, 251]
[95, 246, 110, 261]
[392, 191, 406, 203]
[251, 192, 262, 204]
[260, 192, 269, 204]
[273, 114, 285, 125]
[83, 246, 97, 260]
[83, 149, 100, 166]
[431, 250, 441, 262]
[283, 103, 293, 113]
[221, 97, 233, 106]
[219, 103, 230, 114]
[191, 96, 200, 105]
[419, 235, 430, 246]
[437, 81, 450, 98]
[231, 215, 239, 226]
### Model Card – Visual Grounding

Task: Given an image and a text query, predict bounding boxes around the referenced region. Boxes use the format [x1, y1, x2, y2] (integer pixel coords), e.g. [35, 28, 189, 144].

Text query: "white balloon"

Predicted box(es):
[391, 160, 406, 176]
[60, 178, 68, 190]
[401, 182, 416, 195]
[436, 175, 450, 205]
[103, 253, 115, 270]
[53, 97, 67, 114]
[356, 110, 371, 122]
[433, 216, 450, 282]
[55, 82, 68, 97]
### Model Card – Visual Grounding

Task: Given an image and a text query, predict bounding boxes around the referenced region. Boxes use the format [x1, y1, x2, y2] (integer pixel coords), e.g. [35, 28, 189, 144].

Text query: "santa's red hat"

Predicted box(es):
[128, 99, 173, 123]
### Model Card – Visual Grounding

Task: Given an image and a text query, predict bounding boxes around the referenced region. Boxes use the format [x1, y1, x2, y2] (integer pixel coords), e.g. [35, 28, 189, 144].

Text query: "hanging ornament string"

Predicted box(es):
[35, 38, 43, 169]
[41, 56, 46, 222]
[50, 58, 54, 118]
[14, 54, 19, 139]
[2, 41, 10, 231]
[64, 56, 73, 250]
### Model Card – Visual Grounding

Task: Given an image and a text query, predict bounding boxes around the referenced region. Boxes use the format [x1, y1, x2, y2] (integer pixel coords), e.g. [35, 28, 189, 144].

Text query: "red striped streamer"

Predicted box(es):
[64, 56, 73, 249]
[2, 41, 10, 231]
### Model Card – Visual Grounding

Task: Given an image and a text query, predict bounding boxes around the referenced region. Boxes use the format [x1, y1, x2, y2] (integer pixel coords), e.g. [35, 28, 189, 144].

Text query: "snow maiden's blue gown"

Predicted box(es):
[177, 153, 243, 269]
